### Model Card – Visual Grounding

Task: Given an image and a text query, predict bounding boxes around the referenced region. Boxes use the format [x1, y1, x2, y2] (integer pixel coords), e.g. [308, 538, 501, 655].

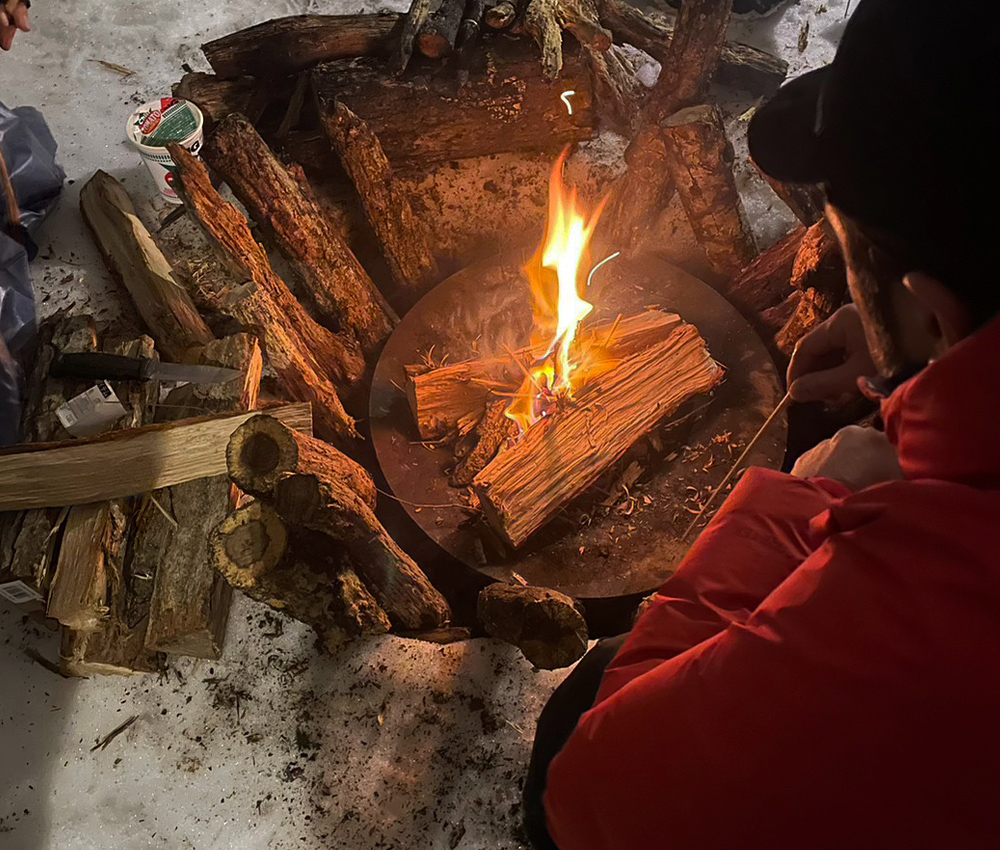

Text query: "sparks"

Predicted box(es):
[560, 90, 576, 115]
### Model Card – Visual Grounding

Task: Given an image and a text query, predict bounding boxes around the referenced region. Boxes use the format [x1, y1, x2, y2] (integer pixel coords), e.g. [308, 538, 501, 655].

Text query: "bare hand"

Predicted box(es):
[787, 305, 877, 404]
[791, 425, 902, 491]
[1, 1, 30, 51]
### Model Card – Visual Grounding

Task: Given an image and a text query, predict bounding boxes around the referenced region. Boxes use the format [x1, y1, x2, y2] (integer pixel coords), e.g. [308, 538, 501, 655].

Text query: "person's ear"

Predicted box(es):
[902, 272, 973, 350]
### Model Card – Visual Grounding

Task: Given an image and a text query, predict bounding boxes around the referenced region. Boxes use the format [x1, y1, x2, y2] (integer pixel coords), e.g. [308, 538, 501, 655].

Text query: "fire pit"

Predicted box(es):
[371, 247, 785, 602]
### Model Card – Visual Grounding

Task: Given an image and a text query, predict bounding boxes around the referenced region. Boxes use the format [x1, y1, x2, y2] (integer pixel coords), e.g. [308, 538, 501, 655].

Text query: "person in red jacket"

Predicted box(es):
[522, 0, 1000, 847]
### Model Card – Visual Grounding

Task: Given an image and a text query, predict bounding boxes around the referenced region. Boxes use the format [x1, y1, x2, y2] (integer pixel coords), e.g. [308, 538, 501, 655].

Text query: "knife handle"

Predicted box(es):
[50, 353, 148, 382]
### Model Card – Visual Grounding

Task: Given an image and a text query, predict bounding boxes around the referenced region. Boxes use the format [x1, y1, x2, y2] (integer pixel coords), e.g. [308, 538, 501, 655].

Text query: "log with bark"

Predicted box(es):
[473, 322, 723, 548]
[724, 225, 805, 317]
[202, 14, 403, 79]
[80, 170, 214, 362]
[418, 0, 466, 58]
[486, 1, 517, 28]
[173, 73, 258, 127]
[449, 400, 517, 487]
[477, 582, 588, 669]
[0, 403, 312, 512]
[223, 415, 449, 630]
[661, 103, 756, 279]
[605, 0, 734, 249]
[308, 39, 597, 172]
[210, 501, 390, 652]
[393, 0, 434, 73]
[168, 144, 360, 441]
[317, 101, 439, 297]
[407, 310, 682, 440]
[135, 334, 263, 659]
[754, 163, 826, 227]
[202, 113, 394, 358]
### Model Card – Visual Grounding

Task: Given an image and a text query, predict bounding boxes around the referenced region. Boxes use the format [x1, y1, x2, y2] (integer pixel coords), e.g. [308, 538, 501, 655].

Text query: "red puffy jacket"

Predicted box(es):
[544, 314, 1000, 850]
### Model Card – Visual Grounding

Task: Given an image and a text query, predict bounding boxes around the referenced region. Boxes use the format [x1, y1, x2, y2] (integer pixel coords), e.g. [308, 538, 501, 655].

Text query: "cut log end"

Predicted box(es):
[210, 501, 288, 588]
[227, 414, 300, 497]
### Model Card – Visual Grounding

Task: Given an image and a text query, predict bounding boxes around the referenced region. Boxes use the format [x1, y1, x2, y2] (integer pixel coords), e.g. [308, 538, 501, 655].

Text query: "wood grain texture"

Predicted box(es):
[169, 144, 359, 441]
[203, 113, 393, 357]
[0, 403, 312, 511]
[474, 323, 723, 548]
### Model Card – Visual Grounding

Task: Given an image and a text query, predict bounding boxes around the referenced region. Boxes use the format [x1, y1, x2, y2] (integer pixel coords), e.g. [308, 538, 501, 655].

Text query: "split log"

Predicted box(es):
[594, 0, 787, 97]
[393, 0, 434, 74]
[753, 162, 826, 226]
[477, 583, 588, 669]
[474, 323, 723, 548]
[396, 626, 472, 644]
[48, 336, 158, 635]
[210, 502, 390, 652]
[251, 422, 449, 629]
[486, 1, 517, 28]
[202, 14, 402, 79]
[661, 104, 756, 279]
[309, 40, 597, 171]
[80, 170, 214, 362]
[605, 0, 734, 249]
[775, 221, 846, 354]
[408, 310, 682, 440]
[173, 73, 257, 127]
[203, 114, 393, 357]
[0, 403, 312, 511]
[0, 316, 98, 595]
[317, 101, 439, 296]
[449, 400, 516, 487]
[226, 413, 376, 508]
[168, 144, 360, 441]
[137, 335, 262, 659]
[418, 0, 466, 58]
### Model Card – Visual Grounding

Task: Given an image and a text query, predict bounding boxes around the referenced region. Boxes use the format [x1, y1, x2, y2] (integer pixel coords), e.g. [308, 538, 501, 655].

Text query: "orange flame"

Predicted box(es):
[506, 149, 606, 433]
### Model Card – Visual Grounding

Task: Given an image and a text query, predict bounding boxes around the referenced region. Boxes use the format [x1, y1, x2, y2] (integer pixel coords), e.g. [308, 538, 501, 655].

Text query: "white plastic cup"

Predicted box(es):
[125, 98, 204, 204]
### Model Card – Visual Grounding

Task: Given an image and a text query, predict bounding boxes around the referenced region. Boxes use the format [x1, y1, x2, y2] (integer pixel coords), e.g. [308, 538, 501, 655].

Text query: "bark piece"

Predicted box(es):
[262, 431, 450, 630]
[0, 403, 312, 511]
[203, 114, 393, 357]
[595, 0, 787, 97]
[473, 323, 723, 548]
[168, 144, 359, 441]
[202, 14, 402, 79]
[449, 400, 517, 487]
[418, 0, 466, 58]
[661, 103, 757, 279]
[226, 413, 376, 508]
[605, 0, 734, 248]
[210, 502, 390, 652]
[80, 170, 214, 362]
[478, 583, 588, 669]
[486, 1, 517, 28]
[138, 335, 262, 659]
[408, 310, 681, 440]
[308, 40, 596, 171]
[317, 101, 439, 296]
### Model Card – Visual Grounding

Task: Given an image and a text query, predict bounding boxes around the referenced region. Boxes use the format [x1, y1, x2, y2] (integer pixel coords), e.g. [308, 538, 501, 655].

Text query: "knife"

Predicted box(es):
[50, 353, 243, 384]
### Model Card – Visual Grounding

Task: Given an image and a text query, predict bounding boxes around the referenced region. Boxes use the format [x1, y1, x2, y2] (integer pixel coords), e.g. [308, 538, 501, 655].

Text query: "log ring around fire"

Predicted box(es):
[370, 250, 785, 604]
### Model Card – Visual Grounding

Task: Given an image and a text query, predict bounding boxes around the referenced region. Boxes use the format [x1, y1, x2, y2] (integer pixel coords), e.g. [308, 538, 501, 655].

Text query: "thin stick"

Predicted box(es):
[681, 392, 791, 540]
[91, 715, 140, 752]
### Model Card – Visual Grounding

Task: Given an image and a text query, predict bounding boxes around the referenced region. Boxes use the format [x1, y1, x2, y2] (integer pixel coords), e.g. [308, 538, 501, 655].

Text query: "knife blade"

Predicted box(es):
[50, 353, 243, 384]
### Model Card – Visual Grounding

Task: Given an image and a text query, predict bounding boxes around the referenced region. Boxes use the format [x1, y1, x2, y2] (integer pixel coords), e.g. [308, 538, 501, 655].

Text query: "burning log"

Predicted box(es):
[775, 221, 847, 354]
[449, 400, 517, 487]
[168, 144, 360, 442]
[210, 502, 391, 652]
[661, 104, 756, 279]
[473, 323, 723, 548]
[202, 14, 402, 79]
[477, 583, 588, 669]
[317, 101, 440, 297]
[202, 113, 394, 358]
[226, 415, 451, 631]
[80, 170, 214, 362]
[407, 310, 682, 440]
[417, 0, 466, 58]
[605, 0, 734, 249]
[308, 40, 597, 172]
[225, 414, 375, 508]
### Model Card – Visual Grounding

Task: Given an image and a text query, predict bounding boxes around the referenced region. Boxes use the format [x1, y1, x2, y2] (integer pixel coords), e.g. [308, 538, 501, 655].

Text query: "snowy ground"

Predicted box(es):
[1, 1, 846, 848]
